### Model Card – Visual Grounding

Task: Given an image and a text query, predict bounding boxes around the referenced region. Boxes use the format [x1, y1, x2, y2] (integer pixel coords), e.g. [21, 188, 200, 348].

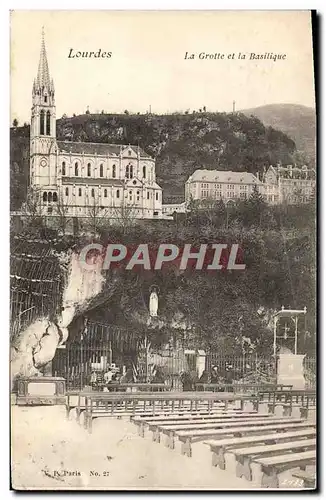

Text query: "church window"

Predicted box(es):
[128, 150, 132, 156]
[65, 187, 69, 196]
[44, 95, 47, 103]
[46, 111, 51, 135]
[104, 189, 107, 198]
[112, 164, 116, 178]
[129, 191, 133, 201]
[62, 162, 66, 176]
[40, 110, 45, 135]
[48, 192, 53, 202]
[147, 192, 149, 200]
[87, 163, 91, 177]
[91, 188, 95, 197]
[75, 162, 79, 176]
[143, 166, 146, 178]
[78, 188, 82, 196]
[43, 192, 47, 202]
[53, 192, 58, 202]
[156, 192, 159, 201]
[126, 165, 129, 178]
[100, 164, 104, 177]
[117, 189, 120, 198]
[136, 191, 140, 201]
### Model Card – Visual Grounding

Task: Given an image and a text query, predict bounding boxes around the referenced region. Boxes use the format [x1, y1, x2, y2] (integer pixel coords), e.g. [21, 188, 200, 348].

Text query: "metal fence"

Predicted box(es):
[54, 340, 316, 391]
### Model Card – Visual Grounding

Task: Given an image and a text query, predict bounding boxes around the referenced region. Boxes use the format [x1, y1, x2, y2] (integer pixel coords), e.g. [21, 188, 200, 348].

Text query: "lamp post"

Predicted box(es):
[273, 306, 307, 356]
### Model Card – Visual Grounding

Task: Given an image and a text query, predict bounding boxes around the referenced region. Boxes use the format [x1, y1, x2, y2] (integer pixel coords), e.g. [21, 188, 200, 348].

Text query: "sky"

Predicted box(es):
[10, 10, 315, 123]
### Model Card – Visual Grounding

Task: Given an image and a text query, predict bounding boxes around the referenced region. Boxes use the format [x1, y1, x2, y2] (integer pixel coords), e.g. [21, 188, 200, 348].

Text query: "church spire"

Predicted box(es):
[36, 27, 51, 88]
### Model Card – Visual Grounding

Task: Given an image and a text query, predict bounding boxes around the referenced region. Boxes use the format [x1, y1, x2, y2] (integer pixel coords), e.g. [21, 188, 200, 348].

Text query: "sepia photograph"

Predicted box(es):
[10, 9, 317, 491]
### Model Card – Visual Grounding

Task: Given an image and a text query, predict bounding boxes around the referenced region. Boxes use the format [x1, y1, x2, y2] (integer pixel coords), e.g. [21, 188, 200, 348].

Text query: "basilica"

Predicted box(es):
[30, 32, 163, 219]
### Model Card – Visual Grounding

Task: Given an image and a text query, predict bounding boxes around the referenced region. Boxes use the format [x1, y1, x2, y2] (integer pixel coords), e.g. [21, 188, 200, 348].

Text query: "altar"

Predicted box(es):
[273, 306, 307, 390]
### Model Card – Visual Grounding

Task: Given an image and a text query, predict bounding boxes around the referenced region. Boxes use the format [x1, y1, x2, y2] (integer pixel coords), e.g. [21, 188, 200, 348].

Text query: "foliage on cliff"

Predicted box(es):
[10, 111, 297, 209]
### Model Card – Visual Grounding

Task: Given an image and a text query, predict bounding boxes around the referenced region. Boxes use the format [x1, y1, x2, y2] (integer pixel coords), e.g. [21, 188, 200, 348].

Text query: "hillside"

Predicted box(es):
[10, 111, 297, 209]
[240, 104, 316, 164]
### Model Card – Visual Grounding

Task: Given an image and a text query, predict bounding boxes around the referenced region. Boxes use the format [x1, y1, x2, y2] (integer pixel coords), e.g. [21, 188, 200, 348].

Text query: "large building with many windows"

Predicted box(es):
[185, 166, 316, 206]
[263, 164, 315, 205]
[185, 169, 264, 204]
[30, 31, 162, 219]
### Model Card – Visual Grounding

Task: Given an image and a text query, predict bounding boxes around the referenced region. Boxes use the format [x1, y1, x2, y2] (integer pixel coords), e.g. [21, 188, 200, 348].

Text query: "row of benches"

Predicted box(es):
[66, 389, 317, 489]
[131, 411, 316, 488]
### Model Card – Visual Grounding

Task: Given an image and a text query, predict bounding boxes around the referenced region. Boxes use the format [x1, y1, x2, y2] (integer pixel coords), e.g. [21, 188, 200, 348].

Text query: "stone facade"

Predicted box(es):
[30, 31, 162, 219]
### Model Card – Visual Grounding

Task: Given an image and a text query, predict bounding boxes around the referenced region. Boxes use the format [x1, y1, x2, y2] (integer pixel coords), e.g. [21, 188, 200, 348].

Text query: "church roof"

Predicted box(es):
[36, 28, 52, 88]
[57, 141, 151, 159]
[188, 169, 262, 184]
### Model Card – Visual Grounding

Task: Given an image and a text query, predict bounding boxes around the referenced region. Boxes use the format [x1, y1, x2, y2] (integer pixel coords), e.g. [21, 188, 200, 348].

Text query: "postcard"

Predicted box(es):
[10, 10, 316, 490]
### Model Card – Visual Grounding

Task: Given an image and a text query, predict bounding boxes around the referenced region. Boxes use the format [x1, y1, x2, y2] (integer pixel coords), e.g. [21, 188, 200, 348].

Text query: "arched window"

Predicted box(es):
[126, 165, 129, 179]
[53, 192, 58, 202]
[62, 162, 66, 176]
[136, 191, 140, 201]
[100, 164, 104, 177]
[78, 188, 82, 197]
[65, 187, 69, 196]
[48, 192, 53, 202]
[147, 192, 150, 200]
[43, 192, 47, 202]
[46, 110, 51, 135]
[143, 166, 146, 178]
[129, 190, 132, 201]
[112, 164, 116, 178]
[116, 189, 120, 198]
[40, 110, 45, 135]
[104, 189, 107, 198]
[75, 162, 79, 176]
[44, 95, 47, 103]
[87, 163, 91, 177]
[130, 165, 133, 179]
[91, 188, 95, 197]
[156, 192, 159, 201]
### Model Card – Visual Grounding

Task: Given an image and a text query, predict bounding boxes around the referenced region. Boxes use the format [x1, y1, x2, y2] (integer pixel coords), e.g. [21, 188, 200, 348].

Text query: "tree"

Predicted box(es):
[86, 199, 108, 236]
[20, 186, 45, 228]
[12, 118, 18, 127]
[124, 109, 129, 115]
[55, 195, 71, 235]
[112, 203, 137, 234]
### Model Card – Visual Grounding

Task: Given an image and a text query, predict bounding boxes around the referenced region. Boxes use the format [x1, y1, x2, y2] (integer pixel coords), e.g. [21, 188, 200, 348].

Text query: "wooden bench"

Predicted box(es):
[147, 413, 268, 443]
[132, 409, 255, 437]
[205, 428, 316, 470]
[253, 450, 316, 488]
[106, 383, 169, 392]
[176, 421, 315, 458]
[196, 383, 292, 395]
[83, 392, 255, 433]
[264, 390, 316, 416]
[70, 393, 226, 422]
[157, 417, 303, 449]
[233, 438, 316, 481]
[292, 469, 316, 488]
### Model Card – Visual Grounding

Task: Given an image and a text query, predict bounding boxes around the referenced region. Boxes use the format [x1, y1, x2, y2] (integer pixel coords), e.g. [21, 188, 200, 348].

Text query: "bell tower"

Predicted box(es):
[30, 28, 57, 187]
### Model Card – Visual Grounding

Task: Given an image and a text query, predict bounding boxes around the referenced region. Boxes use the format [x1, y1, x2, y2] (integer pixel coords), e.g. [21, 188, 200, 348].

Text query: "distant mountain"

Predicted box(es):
[240, 104, 316, 164]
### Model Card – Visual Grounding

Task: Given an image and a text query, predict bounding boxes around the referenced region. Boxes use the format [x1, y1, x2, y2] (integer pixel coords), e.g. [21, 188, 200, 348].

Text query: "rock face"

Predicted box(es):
[10, 111, 297, 209]
[10, 238, 105, 384]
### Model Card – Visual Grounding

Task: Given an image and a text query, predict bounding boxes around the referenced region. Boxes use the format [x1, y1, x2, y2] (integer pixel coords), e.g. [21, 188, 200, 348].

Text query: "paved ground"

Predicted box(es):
[11, 405, 310, 490]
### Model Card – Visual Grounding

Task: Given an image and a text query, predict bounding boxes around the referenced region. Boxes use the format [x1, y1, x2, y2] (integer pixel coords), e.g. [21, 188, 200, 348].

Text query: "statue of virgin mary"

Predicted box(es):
[149, 287, 159, 317]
